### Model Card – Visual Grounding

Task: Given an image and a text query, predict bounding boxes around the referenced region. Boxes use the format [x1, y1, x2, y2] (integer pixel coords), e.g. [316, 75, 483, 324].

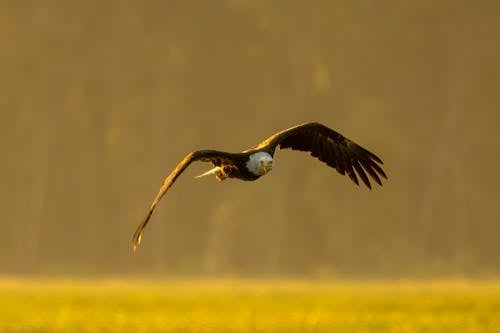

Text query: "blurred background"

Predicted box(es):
[1, 0, 499, 278]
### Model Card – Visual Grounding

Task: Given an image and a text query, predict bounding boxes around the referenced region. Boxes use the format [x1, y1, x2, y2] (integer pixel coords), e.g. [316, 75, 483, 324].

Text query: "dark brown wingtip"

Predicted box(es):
[132, 210, 154, 252]
[132, 226, 144, 253]
[132, 232, 142, 253]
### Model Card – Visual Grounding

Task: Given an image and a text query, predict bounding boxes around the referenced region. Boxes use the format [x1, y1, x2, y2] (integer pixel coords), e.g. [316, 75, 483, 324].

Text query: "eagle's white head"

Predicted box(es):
[246, 152, 274, 176]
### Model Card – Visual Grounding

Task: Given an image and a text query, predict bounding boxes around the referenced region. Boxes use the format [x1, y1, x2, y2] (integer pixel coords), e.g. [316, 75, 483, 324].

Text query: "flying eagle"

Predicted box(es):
[132, 122, 387, 251]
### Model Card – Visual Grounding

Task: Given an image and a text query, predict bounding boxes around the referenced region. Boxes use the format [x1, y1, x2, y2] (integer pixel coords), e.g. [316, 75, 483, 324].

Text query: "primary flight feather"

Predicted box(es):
[133, 122, 387, 251]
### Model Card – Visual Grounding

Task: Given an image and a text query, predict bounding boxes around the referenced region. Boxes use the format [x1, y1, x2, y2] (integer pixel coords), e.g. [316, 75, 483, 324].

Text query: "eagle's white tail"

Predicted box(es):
[195, 166, 221, 179]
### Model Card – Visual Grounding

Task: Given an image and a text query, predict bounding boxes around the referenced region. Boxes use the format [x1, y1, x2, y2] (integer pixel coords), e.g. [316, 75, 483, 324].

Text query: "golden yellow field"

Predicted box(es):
[1, 279, 499, 332]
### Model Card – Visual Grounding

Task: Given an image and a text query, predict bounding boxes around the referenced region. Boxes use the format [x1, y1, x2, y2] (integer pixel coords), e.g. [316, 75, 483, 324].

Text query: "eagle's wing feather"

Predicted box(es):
[257, 122, 387, 188]
[132, 150, 237, 251]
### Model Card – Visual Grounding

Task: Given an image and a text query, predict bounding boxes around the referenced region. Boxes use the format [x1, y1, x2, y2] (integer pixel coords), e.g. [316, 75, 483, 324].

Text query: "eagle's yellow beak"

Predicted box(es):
[263, 160, 272, 174]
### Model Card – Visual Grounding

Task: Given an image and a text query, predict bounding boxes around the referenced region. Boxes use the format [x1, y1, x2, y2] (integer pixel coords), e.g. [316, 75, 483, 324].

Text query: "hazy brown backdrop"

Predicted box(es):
[1, 0, 499, 278]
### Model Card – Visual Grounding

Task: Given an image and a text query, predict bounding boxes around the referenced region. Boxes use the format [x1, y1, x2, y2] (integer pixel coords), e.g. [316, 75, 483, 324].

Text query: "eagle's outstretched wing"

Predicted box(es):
[132, 150, 236, 251]
[255, 122, 387, 188]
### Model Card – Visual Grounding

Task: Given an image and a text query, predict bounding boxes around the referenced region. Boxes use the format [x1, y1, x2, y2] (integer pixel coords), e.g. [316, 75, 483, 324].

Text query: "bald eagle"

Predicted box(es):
[133, 122, 387, 251]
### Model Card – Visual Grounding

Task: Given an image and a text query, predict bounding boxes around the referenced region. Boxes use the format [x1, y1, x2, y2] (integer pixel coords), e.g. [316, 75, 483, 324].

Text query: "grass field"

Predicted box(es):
[1, 279, 499, 332]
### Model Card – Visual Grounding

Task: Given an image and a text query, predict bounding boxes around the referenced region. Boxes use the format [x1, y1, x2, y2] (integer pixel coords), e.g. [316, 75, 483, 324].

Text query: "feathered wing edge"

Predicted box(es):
[333, 140, 387, 189]
[132, 152, 195, 252]
[255, 122, 387, 189]
[132, 150, 230, 252]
